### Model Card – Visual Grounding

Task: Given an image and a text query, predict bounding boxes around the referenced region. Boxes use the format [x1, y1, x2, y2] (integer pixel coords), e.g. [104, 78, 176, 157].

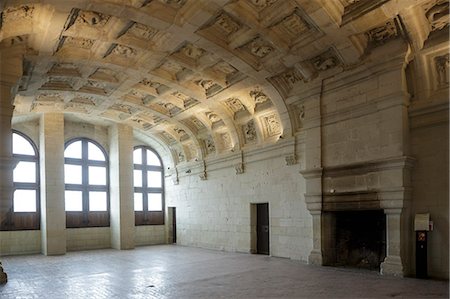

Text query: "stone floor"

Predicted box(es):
[0, 245, 448, 298]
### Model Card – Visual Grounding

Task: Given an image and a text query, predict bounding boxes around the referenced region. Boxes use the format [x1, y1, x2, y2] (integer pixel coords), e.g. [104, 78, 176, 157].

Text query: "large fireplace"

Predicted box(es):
[327, 210, 386, 270]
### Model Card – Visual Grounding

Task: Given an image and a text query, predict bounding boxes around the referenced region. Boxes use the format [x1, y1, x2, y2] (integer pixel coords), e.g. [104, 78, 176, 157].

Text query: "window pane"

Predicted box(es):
[148, 193, 162, 211]
[147, 171, 162, 188]
[65, 141, 82, 159]
[89, 191, 107, 211]
[146, 150, 161, 166]
[12, 133, 35, 155]
[65, 190, 83, 211]
[133, 148, 142, 165]
[13, 189, 36, 212]
[89, 166, 106, 185]
[13, 161, 36, 183]
[134, 193, 143, 211]
[88, 142, 106, 161]
[134, 170, 142, 187]
[65, 164, 82, 184]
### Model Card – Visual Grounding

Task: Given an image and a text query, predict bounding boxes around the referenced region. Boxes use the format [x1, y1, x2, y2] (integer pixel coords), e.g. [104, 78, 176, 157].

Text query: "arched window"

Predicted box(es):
[133, 146, 164, 225]
[11, 131, 40, 230]
[64, 138, 109, 228]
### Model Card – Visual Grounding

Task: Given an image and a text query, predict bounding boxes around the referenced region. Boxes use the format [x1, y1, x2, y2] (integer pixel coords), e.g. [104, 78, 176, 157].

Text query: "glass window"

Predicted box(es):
[13, 190, 37, 213]
[11, 131, 40, 230]
[64, 138, 109, 227]
[133, 146, 164, 225]
[148, 193, 162, 211]
[14, 161, 36, 183]
[65, 190, 83, 212]
[12, 133, 35, 155]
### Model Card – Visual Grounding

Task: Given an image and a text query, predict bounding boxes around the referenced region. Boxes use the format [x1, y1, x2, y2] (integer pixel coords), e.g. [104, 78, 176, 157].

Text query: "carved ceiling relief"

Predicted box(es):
[31, 93, 65, 112]
[40, 77, 76, 91]
[2, 5, 35, 27]
[107, 44, 138, 58]
[129, 112, 158, 130]
[79, 80, 113, 95]
[156, 0, 187, 9]
[365, 19, 399, 47]
[246, 36, 273, 58]
[153, 60, 191, 82]
[268, 8, 319, 49]
[89, 68, 119, 83]
[75, 10, 110, 27]
[224, 97, 249, 119]
[196, 79, 223, 97]
[174, 127, 189, 141]
[196, 11, 244, 48]
[269, 68, 303, 98]
[249, 88, 272, 111]
[126, 22, 159, 40]
[161, 131, 178, 145]
[171, 42, 207, 67]
[220, 133, 233, 150]
[248, 0, 278, 10]
[101, 103, 139, 121]
[425, 1, 449, 32]
[137, 79, 169, 96]
[311, 48, 341, 72]
[48, 63, 81, 77]
[204, 137, 216, 155]
[62, 36, 95, 50]
[435, 54, 449, 88]
[242, 120, 257, 143]
[262, 114, 281, 137]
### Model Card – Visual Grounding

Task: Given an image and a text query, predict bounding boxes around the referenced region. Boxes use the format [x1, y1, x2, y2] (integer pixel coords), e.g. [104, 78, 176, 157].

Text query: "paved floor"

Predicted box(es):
[0, 245, 448, 298]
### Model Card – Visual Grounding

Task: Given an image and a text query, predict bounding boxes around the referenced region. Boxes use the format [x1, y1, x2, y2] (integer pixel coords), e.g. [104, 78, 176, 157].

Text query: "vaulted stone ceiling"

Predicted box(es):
[0, 0, 447, 164]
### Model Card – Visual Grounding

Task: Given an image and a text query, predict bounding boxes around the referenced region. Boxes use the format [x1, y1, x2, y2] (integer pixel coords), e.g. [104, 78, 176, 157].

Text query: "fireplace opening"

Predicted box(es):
[323, 210, 386, 271]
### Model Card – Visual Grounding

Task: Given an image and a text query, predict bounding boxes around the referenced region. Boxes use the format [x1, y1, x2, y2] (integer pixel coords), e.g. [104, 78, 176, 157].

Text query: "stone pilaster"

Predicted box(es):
[0, 44, 24, 284]
[301, 168, 323, 265]
[40, 113, 66, 255]
[380, 208, 404, 276]
[109, 124, 135, 250]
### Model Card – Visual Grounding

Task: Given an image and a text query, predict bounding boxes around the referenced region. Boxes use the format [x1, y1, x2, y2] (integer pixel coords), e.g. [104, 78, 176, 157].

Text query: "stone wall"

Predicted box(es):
[165, 142, 312, 261]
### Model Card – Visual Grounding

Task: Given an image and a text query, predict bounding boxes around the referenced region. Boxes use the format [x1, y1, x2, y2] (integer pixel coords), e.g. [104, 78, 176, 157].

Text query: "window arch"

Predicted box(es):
[133, 146, 164, 225]
[64, 138, 109, 228]
[10, 130, 40, 230]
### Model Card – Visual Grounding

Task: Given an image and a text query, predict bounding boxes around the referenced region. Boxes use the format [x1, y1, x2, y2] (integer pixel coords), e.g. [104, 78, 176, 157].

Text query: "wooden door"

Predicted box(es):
[257, 203, 269, 255]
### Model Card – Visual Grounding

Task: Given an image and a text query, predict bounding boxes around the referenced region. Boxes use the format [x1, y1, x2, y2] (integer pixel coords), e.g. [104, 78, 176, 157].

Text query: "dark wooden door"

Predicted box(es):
[257, 203, 269, 255]
[172, 207, 177, 244]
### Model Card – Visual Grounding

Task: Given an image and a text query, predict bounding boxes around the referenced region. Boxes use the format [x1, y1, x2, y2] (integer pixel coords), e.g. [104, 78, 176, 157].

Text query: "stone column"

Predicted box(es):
[0, 45, 24, 284]
[109, 124, 135, 250]
[40, 113, 66, 255]
[381, 208, 404, 276]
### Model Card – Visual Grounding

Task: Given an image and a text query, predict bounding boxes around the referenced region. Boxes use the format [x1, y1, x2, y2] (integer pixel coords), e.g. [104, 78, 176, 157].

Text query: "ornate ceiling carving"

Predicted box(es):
[0, 0, 447, 165]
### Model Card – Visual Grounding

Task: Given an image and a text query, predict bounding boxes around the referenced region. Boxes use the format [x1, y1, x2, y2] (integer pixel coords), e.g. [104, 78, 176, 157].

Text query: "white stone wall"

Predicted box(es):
[0, 231, 41, 256]
[66, 227, 111, 251]
[410, 114, 449, 279]
[165, 147, 312, 261]
[135, 225, 166, 246]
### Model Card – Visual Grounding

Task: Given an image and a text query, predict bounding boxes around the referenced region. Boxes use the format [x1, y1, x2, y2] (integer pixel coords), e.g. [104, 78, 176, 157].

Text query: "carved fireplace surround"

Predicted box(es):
[301, 156, 415, 276]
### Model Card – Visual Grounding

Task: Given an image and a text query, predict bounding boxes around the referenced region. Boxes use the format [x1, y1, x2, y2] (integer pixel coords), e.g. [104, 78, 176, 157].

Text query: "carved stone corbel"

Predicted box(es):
[199, 172, 207, 180]
[235, 162, 244, 174]
[285, 155, 297, 166]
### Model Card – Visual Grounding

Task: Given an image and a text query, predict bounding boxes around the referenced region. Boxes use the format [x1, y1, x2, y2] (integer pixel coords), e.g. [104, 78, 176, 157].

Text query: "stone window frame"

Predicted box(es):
[64, 137, 110, 228]
[133, 145, 165, 226]
[9, 130, 41, 230]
